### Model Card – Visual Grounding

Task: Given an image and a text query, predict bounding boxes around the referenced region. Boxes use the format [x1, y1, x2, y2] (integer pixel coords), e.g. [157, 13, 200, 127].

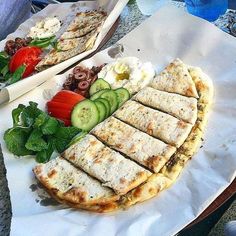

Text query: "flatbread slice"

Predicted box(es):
[150, 58, 199, 98]
[188, 66, 213, 105]
[66, 11, 107, 32]
[92, 117, 176, 173]
[61, 22, 102, 40]
[56, 28, 99, 51]
[36, 29, 99, 70]
[133, 86, 198, 124]
[62, 134, 151, 195]
[114, 100, 193, 147]
[33, 157, 119, 206]
[120, 65, 213, 209]
[121, 173, 172, 207]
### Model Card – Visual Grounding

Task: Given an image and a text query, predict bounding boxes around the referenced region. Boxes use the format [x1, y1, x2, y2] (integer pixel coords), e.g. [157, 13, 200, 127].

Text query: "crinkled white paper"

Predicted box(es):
[0, 0, 128, 103]
[0, 5, 236, 236]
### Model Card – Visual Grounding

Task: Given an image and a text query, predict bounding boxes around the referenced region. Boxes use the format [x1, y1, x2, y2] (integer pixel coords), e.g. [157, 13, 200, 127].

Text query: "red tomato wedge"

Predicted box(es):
[52, 90, 85, 105]
[46, 90, 85, 125]
[47, 101, 73, 111]
[47, 108, 71, 120]
[9, 46, 42, 78]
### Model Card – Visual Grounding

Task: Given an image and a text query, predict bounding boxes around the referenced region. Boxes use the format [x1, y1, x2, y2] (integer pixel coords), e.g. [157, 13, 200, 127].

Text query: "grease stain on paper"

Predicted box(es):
[108, 44, 124, 58]
[30, 181, 60, 207]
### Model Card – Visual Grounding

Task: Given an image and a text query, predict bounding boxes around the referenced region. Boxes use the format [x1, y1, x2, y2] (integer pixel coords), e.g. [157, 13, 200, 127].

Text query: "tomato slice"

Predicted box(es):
[52, 90, 85, 105]
[9, 46, 42, 78]
[47, 108, 71, 120]
[47, 101, 74, 111]
[46, 91, 85, 126]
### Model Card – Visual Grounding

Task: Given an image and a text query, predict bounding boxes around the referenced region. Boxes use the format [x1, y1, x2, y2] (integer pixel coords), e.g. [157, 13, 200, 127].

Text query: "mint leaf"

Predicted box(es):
[41, 117, 59, 135]
[4, 127, 34, 156]
[12, 104, 25, 126]
[21, 102, 42, 127]
[1, 64, 9, 77]
[8, 65, 26, 85]
[36, 140, 54, 163]
[25, 129, 47, 152]
[34, 113, 48, 129]
[0, 52, 9, 71]
[53, 126, 80, 153]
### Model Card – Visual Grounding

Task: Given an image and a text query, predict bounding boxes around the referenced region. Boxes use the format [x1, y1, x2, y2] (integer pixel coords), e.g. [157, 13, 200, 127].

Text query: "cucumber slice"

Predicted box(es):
[95, 98, 110, 118]
[89, 79, 111, 96]
[68, 131, 88, 147]
[115, 88, 130, 107]
[100, 90, 119, 114]
[94, 100, 107, 123]
[90, 89, 110, 101]
[71, 99, 99, 131]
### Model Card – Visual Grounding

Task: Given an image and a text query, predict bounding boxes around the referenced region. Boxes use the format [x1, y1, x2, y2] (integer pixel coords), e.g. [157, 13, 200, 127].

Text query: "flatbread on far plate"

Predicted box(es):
[36, 29, 99, 70]
[66, 11, 107, 32]
[36, 10, 107, 71]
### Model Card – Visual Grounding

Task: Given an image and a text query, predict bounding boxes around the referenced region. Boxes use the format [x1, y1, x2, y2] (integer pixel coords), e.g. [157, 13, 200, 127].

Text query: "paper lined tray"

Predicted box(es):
[1, 5, 236, 236]
[0, 0, 128, 104]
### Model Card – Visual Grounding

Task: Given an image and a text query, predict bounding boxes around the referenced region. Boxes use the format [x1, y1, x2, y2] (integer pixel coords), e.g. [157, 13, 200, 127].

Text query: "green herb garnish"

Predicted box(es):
[4, 102, 80, 163]
[8, 65, 26, 85]
[29, 36, 56, 49]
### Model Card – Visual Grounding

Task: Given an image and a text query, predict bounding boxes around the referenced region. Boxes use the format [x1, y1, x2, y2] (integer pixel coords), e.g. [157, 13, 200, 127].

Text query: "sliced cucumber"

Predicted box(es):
[68, 131, 88, 147]
[115, 88, 130, 107]
[71, 99, 99, 131]
[90, 89, 110, 101]
[89, 79, 111, 96]
[95, 98, 110, 118]
[94, 100, 107, 123]
[100, 90, 119, 114]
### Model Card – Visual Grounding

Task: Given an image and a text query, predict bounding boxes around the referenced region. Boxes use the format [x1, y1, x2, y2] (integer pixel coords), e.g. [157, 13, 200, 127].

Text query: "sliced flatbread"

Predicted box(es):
[92, 117, 176, 173]
[57, 28, 98, 51]
[66, 11, 107, 32]
[36, 29, 99, 70]
[150, 58, 199, 98]
[61, 22, 102, 40]
[188, 66, 213, 105]
[134, 86, 198, 124]
[121, 173, 172, 207]
[62, 134, 151, 195]
[121, 65, 213, 208]
[33, 157, 119, 207]
[114, 100, 193, 147]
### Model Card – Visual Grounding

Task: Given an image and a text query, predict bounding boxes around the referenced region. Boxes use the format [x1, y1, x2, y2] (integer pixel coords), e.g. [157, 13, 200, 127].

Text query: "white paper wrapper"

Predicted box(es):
[0, 5, 236, 236]
[0, 0, 128, 104]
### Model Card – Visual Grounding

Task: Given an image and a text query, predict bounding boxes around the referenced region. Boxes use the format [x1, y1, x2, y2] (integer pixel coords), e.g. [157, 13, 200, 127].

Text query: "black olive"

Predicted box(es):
[78, 80, 89, 90]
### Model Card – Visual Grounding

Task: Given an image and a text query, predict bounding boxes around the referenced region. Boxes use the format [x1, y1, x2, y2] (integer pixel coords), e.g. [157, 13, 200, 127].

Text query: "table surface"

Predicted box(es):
[0, 1, 236, 236]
